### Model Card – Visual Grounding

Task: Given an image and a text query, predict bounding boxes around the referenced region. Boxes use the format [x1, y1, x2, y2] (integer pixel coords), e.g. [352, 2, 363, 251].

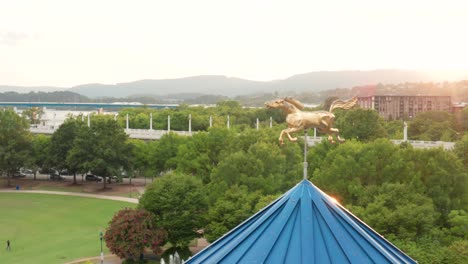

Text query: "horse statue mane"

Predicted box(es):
[284, 97, 305, 110]
[329, 97, 358, 112]
[265, 97, 357, 144]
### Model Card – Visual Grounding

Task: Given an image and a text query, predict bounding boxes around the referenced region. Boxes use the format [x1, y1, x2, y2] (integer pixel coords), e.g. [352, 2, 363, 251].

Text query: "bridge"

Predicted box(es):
[0, 102, 178, 109]
[29, 126, 456, 150]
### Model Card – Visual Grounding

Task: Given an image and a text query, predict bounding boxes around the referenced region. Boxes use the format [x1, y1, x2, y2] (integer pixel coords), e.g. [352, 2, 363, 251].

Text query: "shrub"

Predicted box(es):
[104, 208, 167, 261]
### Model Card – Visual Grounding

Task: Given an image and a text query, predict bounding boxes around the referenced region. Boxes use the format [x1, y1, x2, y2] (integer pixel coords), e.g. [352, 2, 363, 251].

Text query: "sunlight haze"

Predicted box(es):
[1, 0, 467, 87]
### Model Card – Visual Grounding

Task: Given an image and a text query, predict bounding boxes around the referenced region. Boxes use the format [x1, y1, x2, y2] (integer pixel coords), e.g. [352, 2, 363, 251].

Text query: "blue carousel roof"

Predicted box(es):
[187, 179, 417, 264]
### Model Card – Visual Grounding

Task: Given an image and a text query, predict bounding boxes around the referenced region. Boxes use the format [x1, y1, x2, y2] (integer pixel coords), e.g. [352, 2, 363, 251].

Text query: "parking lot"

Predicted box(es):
[17, 173, 150, 185]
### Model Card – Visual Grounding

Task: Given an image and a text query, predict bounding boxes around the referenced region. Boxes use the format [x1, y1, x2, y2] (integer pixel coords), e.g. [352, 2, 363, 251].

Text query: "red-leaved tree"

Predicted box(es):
[104, 208, 167, 261]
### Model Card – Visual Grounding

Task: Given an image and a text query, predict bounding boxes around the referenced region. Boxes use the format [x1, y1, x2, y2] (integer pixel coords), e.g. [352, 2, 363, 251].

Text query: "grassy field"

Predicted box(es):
[0, 193, 136, 264]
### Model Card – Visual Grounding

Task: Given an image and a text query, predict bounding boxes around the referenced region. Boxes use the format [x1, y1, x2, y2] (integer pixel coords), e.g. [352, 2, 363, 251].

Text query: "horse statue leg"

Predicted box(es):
[279, 127, 303, 145]
[318, 120, 336, 144]
[279, 130, 286, 145]
[330, 127, 345, 143]
[284, 127, 303, 142]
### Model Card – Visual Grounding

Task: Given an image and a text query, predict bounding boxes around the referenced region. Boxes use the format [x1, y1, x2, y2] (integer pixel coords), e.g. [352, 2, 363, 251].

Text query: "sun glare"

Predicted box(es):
[329, 196, 340, 204]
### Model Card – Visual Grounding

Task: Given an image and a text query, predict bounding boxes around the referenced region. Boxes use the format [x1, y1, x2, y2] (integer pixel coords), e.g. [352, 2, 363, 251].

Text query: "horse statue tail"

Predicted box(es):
[283, 97, 305, 110]
[329, 97, 358, 112]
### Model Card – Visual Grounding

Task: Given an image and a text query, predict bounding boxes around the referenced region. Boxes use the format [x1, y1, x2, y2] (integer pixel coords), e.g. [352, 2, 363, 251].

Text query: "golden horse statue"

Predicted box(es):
[265, 97, 357, 144]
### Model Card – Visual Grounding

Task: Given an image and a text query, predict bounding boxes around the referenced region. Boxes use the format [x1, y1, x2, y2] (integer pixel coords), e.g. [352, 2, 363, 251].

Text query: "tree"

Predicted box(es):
[216, 100, 242, 115]
[150, 133, 186, 173]
[49, 118, 84, 184]
[408, 111, 458, 141]
[335, 108, 386, 141]
[311, 140, 365, 203]
[174, 128, 235, 183]
[30, 134, 50, 180]
[322, 96, 339, 111]
[104, 208, 166, 261]
[402, 147, 468, 225]
[383, 120, 404, 139]
[205, 185, 261, 242]
[447, 210, 468, 239]
[348, 183, 438, 241]
[68, 117, 133, 188]
[66, 124, 96, 182]
[461, 108, 468, 132]
[210, 147, 278, 195]
[0, 109, 31, 186]
[453, 134, 468, 168]
[139, 172, 207, 247]
[21, 107, 44, 125]
[128, 139, 154, 181]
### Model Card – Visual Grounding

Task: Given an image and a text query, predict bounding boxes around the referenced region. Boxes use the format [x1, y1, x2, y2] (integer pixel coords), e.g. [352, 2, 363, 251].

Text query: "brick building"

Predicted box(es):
[357, 95, 452, 120]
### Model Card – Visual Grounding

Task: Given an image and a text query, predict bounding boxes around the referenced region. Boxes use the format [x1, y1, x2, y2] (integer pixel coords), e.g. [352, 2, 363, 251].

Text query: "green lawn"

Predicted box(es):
[0, 193, 136, 264]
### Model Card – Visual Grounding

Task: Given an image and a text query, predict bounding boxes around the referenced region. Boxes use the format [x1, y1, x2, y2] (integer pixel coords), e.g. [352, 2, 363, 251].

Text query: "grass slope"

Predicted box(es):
[0, 193, 136, 264]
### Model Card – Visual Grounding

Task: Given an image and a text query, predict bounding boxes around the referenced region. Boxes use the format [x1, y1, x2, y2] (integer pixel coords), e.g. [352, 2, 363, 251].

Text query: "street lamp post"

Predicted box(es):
[99, 231, 104, 264]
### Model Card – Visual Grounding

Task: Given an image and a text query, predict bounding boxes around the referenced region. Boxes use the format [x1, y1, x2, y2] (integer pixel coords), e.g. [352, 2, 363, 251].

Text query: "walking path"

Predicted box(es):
[0, 189, 138, 203]
[65, 254, 122, 264]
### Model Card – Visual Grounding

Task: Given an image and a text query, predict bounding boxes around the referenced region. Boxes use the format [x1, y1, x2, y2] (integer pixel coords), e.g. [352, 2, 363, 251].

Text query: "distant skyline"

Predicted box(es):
[1, 0, 468, 87]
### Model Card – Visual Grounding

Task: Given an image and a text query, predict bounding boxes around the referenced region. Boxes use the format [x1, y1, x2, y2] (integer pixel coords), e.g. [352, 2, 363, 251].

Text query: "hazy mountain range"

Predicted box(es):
[2, 70, 468, 98]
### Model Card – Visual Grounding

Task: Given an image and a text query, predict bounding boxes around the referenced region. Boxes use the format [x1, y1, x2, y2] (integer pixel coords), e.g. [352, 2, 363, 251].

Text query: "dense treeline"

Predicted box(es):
[0, 91, 90, 102]
[1, 109, 133, 188]
[309, 139, 467, 263]
[2, 80, 467, 106]
[1, 104, 467, 263]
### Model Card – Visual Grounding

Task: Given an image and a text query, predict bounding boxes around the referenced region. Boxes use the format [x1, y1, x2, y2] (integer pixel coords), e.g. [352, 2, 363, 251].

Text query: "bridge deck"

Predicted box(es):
[0, 102, 178, 109]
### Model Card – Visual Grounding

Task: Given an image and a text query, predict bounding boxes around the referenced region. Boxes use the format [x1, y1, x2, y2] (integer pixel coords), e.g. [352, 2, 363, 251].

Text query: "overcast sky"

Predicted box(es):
[1, 0, 467, 87]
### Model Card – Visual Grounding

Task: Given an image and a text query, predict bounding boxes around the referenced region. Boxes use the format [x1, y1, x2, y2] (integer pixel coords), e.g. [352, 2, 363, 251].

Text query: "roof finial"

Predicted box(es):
[303, 129, 308, 180]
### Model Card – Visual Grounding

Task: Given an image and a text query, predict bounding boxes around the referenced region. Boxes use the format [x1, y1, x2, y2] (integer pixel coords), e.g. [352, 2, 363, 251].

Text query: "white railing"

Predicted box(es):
[306, 137, 325, 146]
[125, 129, 196, 140]
[305, 137, 455, 150]
[30, 126, 455, 150]
[29, 125, 56, 134]
[391, 140, 455, 150]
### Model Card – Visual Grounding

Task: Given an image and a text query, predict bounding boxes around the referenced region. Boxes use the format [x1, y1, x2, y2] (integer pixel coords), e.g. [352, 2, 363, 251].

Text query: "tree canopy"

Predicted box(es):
[0, 109, 31, 186]
[49, 118, 84, 183]
[139, 172, 208, 247]
[68, 116, 133, 188]
[104, 208, 166, 261]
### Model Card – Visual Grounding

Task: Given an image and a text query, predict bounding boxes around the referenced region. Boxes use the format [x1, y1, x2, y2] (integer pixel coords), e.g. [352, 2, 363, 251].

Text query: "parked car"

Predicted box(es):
[12, 171, 26, 177]
[60, 169, 71, 176]
[50, 174, 65, 181]
[120, 170, 129, 178]
[39, 168, 53, 174]
[107, 176, 119, 183]
[21, 168, 34, 175]
[85, 174, 102, 182]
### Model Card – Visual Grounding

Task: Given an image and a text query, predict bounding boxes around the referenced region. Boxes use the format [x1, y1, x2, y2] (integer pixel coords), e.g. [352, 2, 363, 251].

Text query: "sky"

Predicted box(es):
[1, 0, 468, 87]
